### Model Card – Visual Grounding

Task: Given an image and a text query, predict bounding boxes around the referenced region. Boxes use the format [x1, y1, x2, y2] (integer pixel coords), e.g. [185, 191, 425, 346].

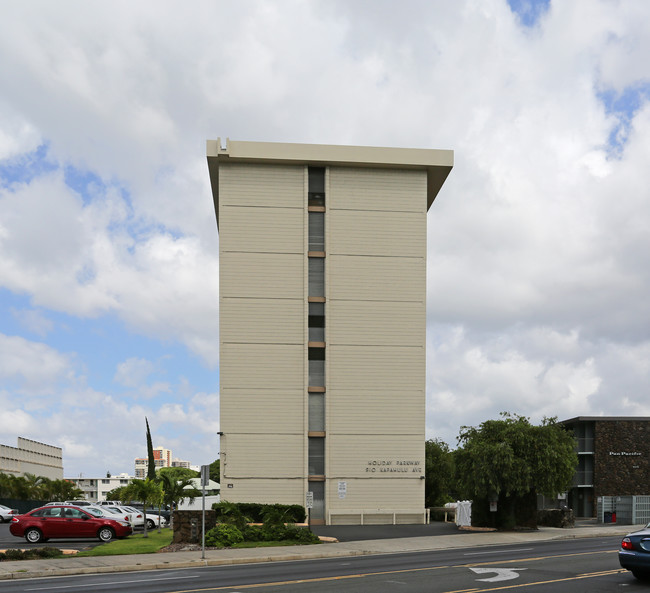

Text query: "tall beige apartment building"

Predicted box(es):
[207, 139, 453, 524]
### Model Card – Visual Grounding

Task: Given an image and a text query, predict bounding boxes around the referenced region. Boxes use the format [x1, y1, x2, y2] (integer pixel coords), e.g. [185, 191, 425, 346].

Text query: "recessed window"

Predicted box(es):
[308, 302, 325, 342]
[308, 258, 325, 297]
[308, 167, 325, 207]
[308, 437, 325, 475]
[308, 347, 325, 387]
[309, 211, 325, 251]
[309, 392, 325, 432]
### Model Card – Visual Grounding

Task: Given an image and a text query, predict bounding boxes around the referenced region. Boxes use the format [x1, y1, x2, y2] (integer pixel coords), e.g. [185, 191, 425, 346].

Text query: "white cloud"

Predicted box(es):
[1, 0, 650, 472]
[0, 333, 74, 395]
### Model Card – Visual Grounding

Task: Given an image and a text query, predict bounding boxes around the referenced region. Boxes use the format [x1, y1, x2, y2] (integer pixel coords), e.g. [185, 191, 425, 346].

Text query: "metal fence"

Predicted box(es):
[597, 495, 650, 525]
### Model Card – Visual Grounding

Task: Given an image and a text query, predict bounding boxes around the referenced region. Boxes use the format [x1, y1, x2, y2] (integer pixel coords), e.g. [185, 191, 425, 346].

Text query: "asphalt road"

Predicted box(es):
[1, 535, 641, 593]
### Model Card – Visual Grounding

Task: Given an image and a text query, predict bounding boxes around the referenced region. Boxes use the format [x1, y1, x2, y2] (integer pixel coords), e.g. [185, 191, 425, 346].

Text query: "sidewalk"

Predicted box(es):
[0, 523, 637, 581]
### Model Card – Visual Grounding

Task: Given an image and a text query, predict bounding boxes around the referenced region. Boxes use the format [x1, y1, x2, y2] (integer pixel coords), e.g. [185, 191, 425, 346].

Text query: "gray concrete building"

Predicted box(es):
[207, 139, 453, 524]
[0, 437, 63, 480]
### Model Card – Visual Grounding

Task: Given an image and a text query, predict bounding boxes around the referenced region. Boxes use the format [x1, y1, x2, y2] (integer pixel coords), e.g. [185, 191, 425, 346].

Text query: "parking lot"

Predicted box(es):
[0, 522, 105, 551]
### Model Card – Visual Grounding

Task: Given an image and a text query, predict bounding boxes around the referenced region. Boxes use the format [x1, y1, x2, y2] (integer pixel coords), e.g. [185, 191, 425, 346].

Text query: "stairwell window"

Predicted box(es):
[308, 167, 325, 207]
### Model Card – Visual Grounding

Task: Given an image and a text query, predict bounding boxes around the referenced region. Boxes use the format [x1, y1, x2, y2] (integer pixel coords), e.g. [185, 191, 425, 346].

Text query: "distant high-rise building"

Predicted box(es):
[134, 446, 175, 478]
[207, 139, 453, 524]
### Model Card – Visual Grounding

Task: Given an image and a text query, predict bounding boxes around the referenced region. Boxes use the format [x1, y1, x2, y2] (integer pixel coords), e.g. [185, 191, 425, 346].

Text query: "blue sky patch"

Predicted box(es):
[507, 0, 550, 28]
[598, 82, 650, 155]
[0, 144, 57, 189]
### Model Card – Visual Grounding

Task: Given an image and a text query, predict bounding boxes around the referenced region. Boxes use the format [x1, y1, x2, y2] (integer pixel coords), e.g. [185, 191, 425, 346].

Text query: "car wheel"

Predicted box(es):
[632, 570, 650, 581]
[146, 519, 155, 529]
[25, 528, 43, 544]
[97, 527, 115, 542]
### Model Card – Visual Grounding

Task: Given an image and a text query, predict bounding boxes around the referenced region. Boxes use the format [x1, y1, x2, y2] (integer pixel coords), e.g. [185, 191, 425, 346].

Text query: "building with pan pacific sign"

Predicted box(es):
[207, 139, 453, 524]
[561, 416, 650, 523]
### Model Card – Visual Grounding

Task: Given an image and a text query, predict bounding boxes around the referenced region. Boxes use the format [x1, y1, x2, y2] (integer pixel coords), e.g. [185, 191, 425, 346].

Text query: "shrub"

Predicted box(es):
[212, 502, 306, 524]
[241, 524, 264, 541]
[282, 524, 321, 544]
[205, 524, 244, 547]
[0, 547, 64, 561]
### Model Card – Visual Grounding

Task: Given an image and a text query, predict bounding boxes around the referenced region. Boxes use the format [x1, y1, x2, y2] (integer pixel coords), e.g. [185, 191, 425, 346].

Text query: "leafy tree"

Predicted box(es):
[145, 417, 156, 482]
[0, 473, 83, 501]
[158, 472, 201, 530]
[455, 413, 577, 528]
[49, 479, 84, 501]
[424, 438, 456, 508]
[158, 466, 199, 481]
[104, 485, 130, 502]
[121, 478, 163, 537]
[209, 459, 220, 483]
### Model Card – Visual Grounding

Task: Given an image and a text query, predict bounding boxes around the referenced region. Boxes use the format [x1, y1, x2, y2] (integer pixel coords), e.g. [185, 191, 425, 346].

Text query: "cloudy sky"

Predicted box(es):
[1, 0, 649, 478]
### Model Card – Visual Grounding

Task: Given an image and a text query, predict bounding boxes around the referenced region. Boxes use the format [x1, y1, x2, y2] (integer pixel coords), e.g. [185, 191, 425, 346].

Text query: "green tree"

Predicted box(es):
[121, 478, 163, 537]
[49, 479, 84, 501]
[158, 472, 201, 530]
[455, 413, 577, 528]
[209, 459, 220, 483]
[145, 417, 156, 482]
[158, 466, 199, 481]
[104, 485, 130, 502]
[424, 438, 456, 508]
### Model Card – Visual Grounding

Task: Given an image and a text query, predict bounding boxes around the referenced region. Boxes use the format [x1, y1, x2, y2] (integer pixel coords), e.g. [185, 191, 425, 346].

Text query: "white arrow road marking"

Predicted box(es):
[469, 567, 527, 582]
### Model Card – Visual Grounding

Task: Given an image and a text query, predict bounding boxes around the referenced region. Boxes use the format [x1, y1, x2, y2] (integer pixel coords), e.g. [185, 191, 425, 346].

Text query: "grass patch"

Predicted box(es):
[75, 529, 173, 557]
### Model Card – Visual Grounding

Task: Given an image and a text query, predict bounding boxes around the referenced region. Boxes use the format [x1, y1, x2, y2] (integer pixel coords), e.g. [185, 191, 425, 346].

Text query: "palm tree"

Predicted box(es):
[158, 473, 201, 531]
[121, 478, 162, 537]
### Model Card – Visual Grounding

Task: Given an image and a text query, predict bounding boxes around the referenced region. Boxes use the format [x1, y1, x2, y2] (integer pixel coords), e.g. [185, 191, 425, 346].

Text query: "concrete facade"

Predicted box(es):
[208, 139, 453, 524]
[0, 437, 63, 480]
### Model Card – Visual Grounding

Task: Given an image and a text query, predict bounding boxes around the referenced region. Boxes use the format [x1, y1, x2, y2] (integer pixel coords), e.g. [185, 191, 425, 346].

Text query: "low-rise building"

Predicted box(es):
[0, 437, 63, 480]
[66, 473, 132, 502]
[561, 416, 650, 523]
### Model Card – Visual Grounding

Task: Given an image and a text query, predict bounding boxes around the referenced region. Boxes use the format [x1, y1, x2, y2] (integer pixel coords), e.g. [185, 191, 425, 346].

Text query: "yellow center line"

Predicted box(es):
[442, 569, 627, 593]
[462, 549, 617, 567]
[162, 550, 622, 593]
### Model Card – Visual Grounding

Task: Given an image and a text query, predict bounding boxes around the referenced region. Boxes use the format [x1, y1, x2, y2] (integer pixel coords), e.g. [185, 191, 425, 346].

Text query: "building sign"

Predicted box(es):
[338, 481, 347, 499]
[365, 460, 422, 473]
[609, 451, 642, 457]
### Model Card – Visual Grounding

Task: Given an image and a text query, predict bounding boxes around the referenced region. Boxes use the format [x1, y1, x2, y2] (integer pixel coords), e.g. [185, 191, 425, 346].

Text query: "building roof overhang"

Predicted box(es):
[207, 138, 454, 228]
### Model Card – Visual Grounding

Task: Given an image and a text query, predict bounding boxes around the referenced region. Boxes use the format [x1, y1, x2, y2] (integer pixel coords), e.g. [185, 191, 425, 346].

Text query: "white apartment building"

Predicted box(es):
[207, 139, 453, 524]
[67, 473, 132, 502]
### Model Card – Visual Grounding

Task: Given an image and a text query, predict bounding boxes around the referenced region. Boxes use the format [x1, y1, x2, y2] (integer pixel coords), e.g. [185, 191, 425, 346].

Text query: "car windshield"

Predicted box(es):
[102, 507, 121, 514]
[85, 507, 104, 517]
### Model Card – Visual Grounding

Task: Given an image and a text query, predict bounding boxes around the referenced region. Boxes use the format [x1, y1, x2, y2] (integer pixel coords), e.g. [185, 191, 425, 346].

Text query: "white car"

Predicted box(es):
[0, 504, 18, 522]
[97, 505, 135, 525]
[121, 506, 168, 529]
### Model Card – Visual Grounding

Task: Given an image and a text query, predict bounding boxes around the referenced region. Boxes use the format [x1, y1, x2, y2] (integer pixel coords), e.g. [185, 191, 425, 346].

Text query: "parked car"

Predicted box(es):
[101, 505, 142, 527]
[126, 502, 171, 523]
[116, 505, 144, 528]
[0, 504, 19, 522]
[96, 505, 135, 525]
[619, 523, 650, 580]
[122, 505, 168, 529]
[45, 500, 93, 506]
[9, 505, 132, 543]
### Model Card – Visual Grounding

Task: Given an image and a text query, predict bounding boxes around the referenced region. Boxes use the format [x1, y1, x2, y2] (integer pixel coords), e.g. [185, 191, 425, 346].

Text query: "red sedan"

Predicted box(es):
[10, 505, 132, 543]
